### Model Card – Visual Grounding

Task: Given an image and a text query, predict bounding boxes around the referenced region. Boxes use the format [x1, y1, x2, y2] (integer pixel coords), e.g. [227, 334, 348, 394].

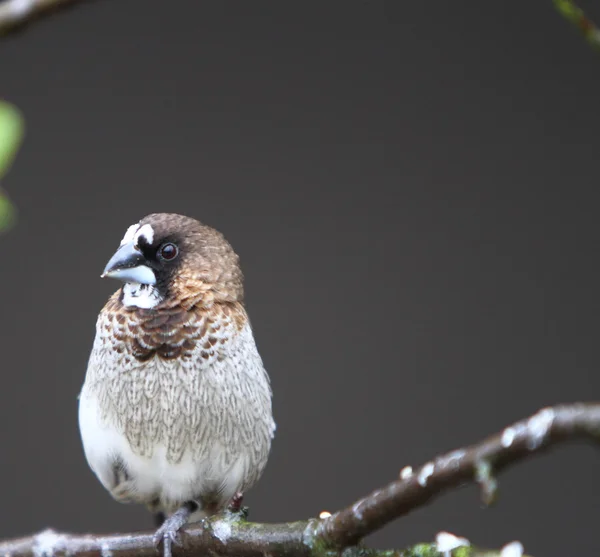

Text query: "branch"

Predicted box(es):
[0, 525, 526, 557]
[318, 403, 600, 547]
[0, 403, 597, 556]
[0, 0, 83, 36]
[554, 0, 600, 51]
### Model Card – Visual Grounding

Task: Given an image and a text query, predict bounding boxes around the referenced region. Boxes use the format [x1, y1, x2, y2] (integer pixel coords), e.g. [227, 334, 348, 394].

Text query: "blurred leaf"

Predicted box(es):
[0, 100, 24, 179]
[0, 100, 24, 232]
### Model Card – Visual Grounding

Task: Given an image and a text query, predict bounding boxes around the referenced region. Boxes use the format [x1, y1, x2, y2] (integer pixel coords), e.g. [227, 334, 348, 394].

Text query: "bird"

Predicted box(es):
[78, 213, 276, 557]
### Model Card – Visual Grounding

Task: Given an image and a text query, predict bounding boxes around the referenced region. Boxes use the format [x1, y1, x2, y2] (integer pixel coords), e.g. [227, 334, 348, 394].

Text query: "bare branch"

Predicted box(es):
[318, 403, 600, 548]
[0, 403, 596, 556]
[0, 524, 526, 557]
[0, 0, 82, 36]
[317, 403, 600, 548]
[0, 520, 312, 557]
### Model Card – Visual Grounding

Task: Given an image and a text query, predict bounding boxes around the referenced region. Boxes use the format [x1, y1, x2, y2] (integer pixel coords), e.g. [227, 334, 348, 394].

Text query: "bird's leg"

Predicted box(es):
[153, 501, 198, 557]
[228, 491, 244, 513]
[153, 511, 166, 528]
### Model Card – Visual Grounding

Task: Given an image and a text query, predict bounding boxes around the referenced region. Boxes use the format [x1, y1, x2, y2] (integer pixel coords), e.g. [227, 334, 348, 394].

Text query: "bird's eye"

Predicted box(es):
[159, 243, 179, 261]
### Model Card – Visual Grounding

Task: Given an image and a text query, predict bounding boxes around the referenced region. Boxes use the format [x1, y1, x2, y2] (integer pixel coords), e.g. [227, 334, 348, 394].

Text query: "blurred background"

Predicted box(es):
[1, 2, 600, 555]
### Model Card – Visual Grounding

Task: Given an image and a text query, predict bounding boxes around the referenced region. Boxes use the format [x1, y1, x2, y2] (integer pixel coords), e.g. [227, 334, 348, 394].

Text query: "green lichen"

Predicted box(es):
[339, 547, 403, 557]
[399, 544, 442, 557]
[201, 513, 526, 557]
[331, 543, 474, 557]
[475, 460, 498, 506]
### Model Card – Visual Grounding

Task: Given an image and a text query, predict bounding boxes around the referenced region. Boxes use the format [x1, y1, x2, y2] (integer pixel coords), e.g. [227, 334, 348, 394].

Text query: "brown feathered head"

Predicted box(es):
[102, 213, 244, 308]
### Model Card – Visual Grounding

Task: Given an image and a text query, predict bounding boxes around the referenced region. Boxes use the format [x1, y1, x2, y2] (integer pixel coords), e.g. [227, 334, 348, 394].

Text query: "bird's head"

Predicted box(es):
[102, 213, 244, 309]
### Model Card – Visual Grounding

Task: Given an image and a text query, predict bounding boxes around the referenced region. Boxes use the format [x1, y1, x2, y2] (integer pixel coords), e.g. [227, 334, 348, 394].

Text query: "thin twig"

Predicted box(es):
[554, 0, 600, 51]
[0, 0, 82, 35]
[318, 403, 600, 547]
[0, 403, 596, 556]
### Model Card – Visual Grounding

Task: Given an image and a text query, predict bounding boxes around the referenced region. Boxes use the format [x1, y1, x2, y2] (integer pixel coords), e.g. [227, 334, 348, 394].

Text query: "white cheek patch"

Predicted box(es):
[122, 283, 163, 309]
[120, 223, 140, 246]
[134, 224, 154, 247]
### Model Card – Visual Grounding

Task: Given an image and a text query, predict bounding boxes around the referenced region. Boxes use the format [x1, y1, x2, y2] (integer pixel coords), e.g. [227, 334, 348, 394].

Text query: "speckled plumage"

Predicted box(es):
[78, 214, 275, 520]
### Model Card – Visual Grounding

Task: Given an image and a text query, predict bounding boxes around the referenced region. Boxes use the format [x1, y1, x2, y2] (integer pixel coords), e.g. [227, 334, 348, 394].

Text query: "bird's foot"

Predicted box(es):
[153, 501, 198, 557]
[228, 491, 244, 513]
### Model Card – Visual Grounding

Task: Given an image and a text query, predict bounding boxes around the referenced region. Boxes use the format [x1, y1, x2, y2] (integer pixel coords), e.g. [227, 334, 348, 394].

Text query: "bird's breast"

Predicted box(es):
[100, 295, 242, 363]
[81, 303, 275, 473]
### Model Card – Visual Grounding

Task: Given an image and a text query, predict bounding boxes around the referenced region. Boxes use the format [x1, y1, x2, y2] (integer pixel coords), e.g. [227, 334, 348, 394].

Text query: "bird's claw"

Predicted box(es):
[154, 526, 183, 557]
[153, 504, 194, 557]
[155, 531, 181, 557]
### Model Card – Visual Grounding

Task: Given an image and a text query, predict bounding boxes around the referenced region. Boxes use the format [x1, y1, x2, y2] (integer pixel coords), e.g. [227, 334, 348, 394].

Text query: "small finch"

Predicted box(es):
[78, 213, 275, 556]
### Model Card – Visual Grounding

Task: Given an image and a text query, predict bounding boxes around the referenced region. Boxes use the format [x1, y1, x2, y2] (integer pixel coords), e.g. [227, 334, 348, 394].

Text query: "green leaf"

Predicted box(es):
[0, 100, 24, 232]
[0, 100, 24, 180]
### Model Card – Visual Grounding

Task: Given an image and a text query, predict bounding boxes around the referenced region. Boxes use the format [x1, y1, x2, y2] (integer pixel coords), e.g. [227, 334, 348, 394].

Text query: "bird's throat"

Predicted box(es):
[122, 282, 163, 309]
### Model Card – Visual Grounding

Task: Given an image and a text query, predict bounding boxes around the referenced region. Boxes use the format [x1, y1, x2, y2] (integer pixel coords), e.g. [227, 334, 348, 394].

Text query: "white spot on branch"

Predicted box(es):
[100, 542, 112, 557]
[5, 0, 33, 18]
[500, 541, 524, 557]
[351, 501, 364, 520]
[437, 449, 465, 470]
[399, 466, 413, 480]
[435, 531, 470, 557]
[212, 521, 231, 543]
[417, 462, 434, 486]
[319, 511, 331, 519]
[32, 529, 66, 557]
[501, 427, 516, 447]
[527, 407, 555, 449]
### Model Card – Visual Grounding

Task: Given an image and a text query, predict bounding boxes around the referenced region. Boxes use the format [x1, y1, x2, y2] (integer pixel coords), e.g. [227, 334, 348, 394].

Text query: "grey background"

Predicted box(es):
[2, 2, 600, 555]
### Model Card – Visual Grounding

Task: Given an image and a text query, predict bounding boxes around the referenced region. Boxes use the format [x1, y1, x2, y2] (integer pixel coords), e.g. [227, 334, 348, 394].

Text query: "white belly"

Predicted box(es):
[78, 388, 248, 512]
[79, 316, 274, 514]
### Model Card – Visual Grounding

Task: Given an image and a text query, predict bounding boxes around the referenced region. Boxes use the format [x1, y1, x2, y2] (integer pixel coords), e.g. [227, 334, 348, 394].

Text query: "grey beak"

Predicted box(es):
[101, 242, 156, 285]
